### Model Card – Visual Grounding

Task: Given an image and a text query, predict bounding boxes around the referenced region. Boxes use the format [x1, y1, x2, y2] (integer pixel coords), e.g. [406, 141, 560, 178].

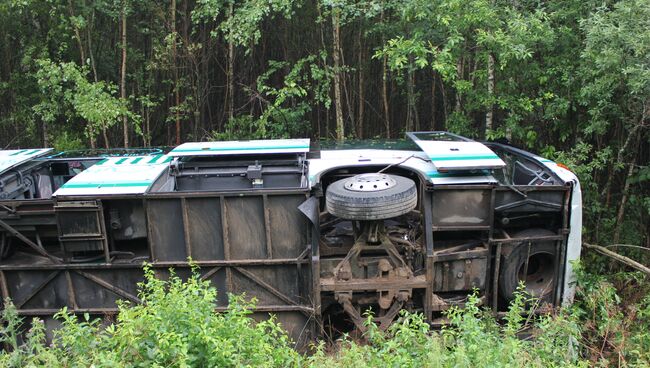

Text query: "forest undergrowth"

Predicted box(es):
[1, 257, 649, 368]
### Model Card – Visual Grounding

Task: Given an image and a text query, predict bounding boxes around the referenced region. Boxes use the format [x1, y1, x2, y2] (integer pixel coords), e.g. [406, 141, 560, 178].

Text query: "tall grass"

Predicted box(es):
[0, 263, 647, 367]
[0, 265, 301, 367]
[308, 291, 584, 368]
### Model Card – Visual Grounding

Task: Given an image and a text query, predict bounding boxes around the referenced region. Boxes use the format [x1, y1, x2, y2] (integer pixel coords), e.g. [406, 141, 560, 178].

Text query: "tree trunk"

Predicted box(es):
[440, 76, 448, 130]
[583, 243, 650, 276]
[68, 0, 86, 67]
[86, 11, 108, 145]
[357, 31, 364, 138]
[405, 61, 417, 132]
[613, 161, 635, 244]
[612, 99, 646, 243]
[382, 57, 390, 138]
[601, 121, 644, 200]
[89, 127, 96, 149]
[42, 121, 48, 147]
[144, 103, 150, 147]
[316, 2, 328, 138]
[341, 50, 354, 138]
[103, 129, 110, 149]
[86, 11, 98, 82]
[431, 71, 437, 130]
[332, 8, 344, 142]
[454, 58, 463, 115]
[226, 3, 235, 123]
[485, 53, 495, 138]
[380, 9, 390, 138]
[171, 0, 181, 145]
[120, 2, 128, 148]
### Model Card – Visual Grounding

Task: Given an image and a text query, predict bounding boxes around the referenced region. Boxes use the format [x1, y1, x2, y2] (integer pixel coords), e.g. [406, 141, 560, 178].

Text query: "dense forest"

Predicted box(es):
[0, 0, 648, 246]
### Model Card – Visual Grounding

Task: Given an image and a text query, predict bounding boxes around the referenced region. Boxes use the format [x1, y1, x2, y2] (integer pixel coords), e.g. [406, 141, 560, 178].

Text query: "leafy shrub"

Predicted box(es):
[571, 264, 650, 367]
[307, 290, 587, 368]
[0, 264, 301, 367]
[3, 263, 649, 367]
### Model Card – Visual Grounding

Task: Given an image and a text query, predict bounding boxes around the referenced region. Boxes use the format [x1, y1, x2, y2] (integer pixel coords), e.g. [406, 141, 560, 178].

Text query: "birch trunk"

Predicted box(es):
[357, 31, 364, 138]
[485, 53, 495, 138]
[226, 3, 235, 123]
[332, 8, 344, 141]
[120, 3, 128, 148]
[172, 0, 181, 145]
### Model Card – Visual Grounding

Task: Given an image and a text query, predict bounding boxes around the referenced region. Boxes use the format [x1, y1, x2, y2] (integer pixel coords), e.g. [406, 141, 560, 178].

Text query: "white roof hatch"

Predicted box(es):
[53, 155, 170, 196]
[0, 148, 53, 175]
[170, 139, 310, 157]
[407, 132, 505, 171]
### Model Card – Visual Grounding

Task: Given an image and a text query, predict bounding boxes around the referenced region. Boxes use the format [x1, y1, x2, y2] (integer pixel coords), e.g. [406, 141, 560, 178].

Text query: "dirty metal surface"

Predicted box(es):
[0, 190, 316, 347]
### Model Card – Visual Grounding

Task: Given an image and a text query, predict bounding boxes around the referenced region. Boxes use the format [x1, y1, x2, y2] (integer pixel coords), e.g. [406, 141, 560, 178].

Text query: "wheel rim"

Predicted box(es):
[343, 173, 396, 192]
[517, 252, 555, 297]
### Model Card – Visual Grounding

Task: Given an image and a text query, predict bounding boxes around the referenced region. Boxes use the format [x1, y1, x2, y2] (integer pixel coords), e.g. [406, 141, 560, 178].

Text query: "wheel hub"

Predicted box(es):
[344, 173, 396, 192]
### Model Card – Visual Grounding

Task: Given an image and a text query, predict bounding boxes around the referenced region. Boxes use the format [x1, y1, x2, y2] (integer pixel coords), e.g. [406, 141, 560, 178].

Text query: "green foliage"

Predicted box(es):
[376, 37, 432, 74]
[571, 264, 650, 366]
[1, 2, 647, 232]
[308, 290, 586, 367]
[33, 59, 141, 145]
[221, 0, 296, 48]
[51, 131, 86, 151]
[579, 0, 650, 135]
[3, 264, 650, 367]
[193, 0, 296, 50]
[0, 265, 301, 367]
[212, 53, 331, 140]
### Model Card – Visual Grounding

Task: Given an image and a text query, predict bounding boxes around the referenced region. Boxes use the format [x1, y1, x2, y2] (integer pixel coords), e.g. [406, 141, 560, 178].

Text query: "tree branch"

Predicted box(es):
[583, 243, 650, 276]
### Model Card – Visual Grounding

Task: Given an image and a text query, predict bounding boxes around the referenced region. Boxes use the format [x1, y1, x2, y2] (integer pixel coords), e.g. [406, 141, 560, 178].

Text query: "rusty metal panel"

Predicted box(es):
[230, 266, 303, 305]
[147, 199, 187, 261]
[0, 267, 144, 313]
[69, 269, 143, 308]
[432, 249, 488, 292]
[268, 195, 309, 258]
[4, 270, 68, 310]
[431, 189, 491, 227]
[185, 198, 225, 260]
[197, 267, 229, 306]
[224, 196, 267, 260]
[143, 192, 313, 318]
[1, 190, 314, 347]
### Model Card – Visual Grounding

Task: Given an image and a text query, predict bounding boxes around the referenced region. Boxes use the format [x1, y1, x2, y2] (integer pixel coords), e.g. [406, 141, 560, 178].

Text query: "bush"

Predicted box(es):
[571, 264, 650, 366]
[3, 263, 649, 367]
[0, 264, 301, 367]
[307, 291, 586, 368]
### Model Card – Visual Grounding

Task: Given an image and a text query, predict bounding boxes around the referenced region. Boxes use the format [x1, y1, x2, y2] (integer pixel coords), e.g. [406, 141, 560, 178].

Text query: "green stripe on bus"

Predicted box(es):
[115, 158, 128, 164]
[25, 149, 42, 155]
[9, 149, 28, 156]
[162, 156, 173, 163]
[94, 158, 108, 165]
[148, 154, 163, 163]
[62, 182, 152, 188]
[131, 157, 143, 164]
[429, 155, 500, 161]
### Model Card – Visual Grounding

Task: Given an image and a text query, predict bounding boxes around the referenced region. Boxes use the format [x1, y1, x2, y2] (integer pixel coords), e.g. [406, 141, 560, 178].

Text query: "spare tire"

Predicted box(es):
[326, 173, 417, 220]
[498, 228, 557, 303]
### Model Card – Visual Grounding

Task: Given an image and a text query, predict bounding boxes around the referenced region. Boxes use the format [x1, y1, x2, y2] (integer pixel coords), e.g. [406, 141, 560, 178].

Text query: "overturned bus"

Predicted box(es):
[0, 132, 581, 345]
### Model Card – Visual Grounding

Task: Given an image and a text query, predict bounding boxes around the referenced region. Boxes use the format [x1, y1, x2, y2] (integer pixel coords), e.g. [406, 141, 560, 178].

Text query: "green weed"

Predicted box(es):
[1, 263, 648, 367]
